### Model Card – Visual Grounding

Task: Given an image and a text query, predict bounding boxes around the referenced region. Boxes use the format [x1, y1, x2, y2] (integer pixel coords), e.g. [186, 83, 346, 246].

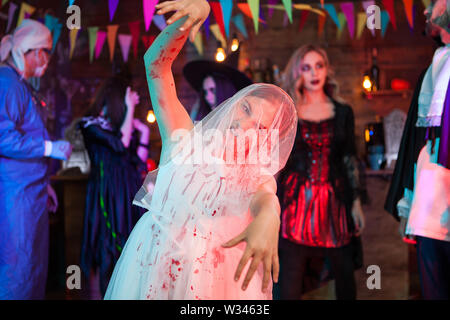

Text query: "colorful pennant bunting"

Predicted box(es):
[118, 34, 132, 62]
[220, 0, 233, 37]
[232, 14, 248, 39]
[17, 2, 36, 27]
[340, 2, 355, 39]
[144, 0, 158, 31]
[109, 0, 119, 22]
[128, 21, 141, 59]
[95, 31, 107, 59]
[210, 1, 226, 39]
[69, 28, 79, 59]
[382, 0, 397, 30]
[107, 25, 119, 61]
[323, 4, 340, 29]
[88, 27, 99, 63]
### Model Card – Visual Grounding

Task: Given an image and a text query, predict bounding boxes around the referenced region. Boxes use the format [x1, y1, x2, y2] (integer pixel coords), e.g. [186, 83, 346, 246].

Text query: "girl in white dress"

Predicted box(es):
[105, 0, 297, 300]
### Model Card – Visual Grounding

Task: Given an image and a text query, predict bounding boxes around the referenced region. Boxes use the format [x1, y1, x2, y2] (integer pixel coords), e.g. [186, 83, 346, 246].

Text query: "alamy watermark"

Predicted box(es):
[66, 5, 81, 30]
[366, 265, 381, 290]
[66, 265, 81, 290]
[366, 5, 382, 30]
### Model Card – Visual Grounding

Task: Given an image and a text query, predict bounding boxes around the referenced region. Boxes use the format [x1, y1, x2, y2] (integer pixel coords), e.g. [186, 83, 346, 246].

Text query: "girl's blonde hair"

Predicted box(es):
[280, 44, 341, 104]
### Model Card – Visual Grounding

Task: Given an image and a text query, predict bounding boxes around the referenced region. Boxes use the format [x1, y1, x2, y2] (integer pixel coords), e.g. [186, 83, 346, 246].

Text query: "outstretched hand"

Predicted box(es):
[222, 209, 280, 293]
[156, 0, 210, 42]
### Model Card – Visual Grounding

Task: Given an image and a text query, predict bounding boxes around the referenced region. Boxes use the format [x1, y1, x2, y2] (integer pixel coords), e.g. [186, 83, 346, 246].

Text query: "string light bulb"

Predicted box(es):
[147, 110, 156, 124]
[363, 75, 372, 92]
[215, 41, 226, 62]
[231, 33, 239, 52]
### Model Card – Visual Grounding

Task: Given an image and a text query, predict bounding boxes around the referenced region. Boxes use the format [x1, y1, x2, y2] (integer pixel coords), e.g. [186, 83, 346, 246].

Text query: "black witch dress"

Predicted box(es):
[79, 116, 145, 295]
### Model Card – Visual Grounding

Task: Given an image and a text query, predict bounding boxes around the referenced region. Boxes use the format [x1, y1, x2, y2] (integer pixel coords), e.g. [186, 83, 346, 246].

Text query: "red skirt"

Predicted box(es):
[281, 175, 352, 248]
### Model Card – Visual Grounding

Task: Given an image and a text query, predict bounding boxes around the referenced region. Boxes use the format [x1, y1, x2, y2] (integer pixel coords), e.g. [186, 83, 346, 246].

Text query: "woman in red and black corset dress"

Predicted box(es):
[275, 45, 365, 300]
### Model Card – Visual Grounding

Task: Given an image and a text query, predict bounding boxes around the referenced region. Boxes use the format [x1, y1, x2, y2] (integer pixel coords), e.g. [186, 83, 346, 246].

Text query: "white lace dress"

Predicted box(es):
[104, 159, 271, 300]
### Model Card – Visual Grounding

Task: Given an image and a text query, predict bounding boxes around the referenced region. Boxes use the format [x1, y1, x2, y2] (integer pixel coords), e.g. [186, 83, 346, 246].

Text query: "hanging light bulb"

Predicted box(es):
[231, 33, 239, 52]
[363, 74, 372, 92]
[215, 41, 226, 62]
[147, 110, 156, 124]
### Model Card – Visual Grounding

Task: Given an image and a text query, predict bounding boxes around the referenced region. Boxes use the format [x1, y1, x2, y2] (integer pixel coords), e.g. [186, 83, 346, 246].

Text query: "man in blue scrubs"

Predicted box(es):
[0, 19, 72, 299]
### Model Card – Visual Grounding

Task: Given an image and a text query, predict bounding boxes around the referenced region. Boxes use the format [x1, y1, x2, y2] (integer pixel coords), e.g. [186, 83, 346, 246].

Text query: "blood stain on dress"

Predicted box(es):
[194, 269, 199, 274]
[212, 247, 225, 268]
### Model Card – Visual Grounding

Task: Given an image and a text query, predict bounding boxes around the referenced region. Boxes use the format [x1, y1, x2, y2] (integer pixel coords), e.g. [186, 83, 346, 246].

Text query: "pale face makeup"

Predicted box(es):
[230, 95, 276, 132]
[425, 0, 450, 41]
[298, 51, 328, 94]
[203, 76, 217, 108]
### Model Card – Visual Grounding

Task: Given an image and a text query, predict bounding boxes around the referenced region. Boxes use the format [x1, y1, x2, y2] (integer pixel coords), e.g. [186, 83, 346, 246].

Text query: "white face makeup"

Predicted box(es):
[425, 0, 450, 39]
[299, 51, 328, 93]
[33, 48, 51, 77]
[230, 95, 277, 132]
[203, 76, 217, 108]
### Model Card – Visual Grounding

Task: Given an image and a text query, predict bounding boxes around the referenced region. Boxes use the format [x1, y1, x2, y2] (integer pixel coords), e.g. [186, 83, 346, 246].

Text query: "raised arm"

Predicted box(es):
[144, 0, 210, 164]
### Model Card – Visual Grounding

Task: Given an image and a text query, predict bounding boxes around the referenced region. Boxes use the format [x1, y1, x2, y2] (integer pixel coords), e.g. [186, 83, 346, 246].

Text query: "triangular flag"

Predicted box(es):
[237, 3, 265, 24]
[88, 27, 99, 63]
[422, 0, 430, 9]
[69, 28, 79, 59]
[246, 0, 260, 33]
[219, 0, 233, 37]
[95, 31, 107, 59]
[52, 22, 63, 53]
[109, 0, 119, 22]
[204, 15, 211, 40]
[323, 4, 340, 29]
[210, 1, 226, 39]
[382, 0, 397, 30]
[318, 14, 326, 37]
[107, 25, 119, 61]
[45, 15, 63, 53]
[281, 0, 293, 23]
[340, 2, 355, 39]
[118, 34, 132, 62]
[128, 21, 141, 59]
[381, 10, 390, 37]
[144, 0, 158, 31]
[298, 10, 309, 32]
[210, 24, 227, 48]
[267, 0, 277, 19]
[232, 14, 248, 39]
[17, 3, 35, 27]
[192, 32, 203, 56]
[153, 14, 167, 31]
[402, 0, 414, 29]
[356, 12, 367, 39]
[1, 0, 10, 9]
[293, 4, 326, 16]
[337, 12, 347, 39]
[142, 35, 156, 49]
[363, 1, 376, 36]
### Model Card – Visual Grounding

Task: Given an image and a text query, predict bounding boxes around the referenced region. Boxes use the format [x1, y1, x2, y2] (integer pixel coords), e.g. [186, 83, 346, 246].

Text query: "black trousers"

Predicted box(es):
[275, 238, 356, 300]
[416, 236, 450, 300]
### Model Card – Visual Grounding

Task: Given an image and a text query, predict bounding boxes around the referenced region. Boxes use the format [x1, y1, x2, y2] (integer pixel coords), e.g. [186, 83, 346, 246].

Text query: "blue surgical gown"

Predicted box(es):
[0, 65, 50, 299]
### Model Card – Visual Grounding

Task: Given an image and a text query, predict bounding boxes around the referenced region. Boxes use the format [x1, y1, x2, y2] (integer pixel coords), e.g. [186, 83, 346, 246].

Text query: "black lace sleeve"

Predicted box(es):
[343, 106, 361, 201]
